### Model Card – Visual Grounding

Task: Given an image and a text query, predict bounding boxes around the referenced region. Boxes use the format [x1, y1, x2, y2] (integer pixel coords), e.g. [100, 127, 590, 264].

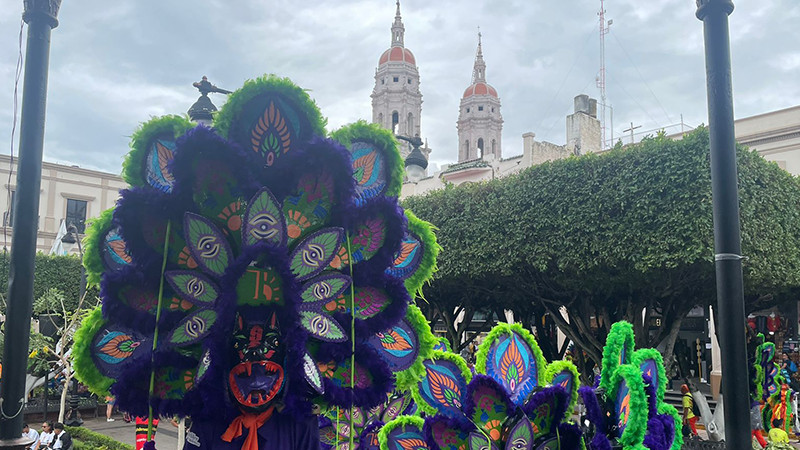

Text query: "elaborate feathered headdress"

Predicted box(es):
[73, 75, 440, 449]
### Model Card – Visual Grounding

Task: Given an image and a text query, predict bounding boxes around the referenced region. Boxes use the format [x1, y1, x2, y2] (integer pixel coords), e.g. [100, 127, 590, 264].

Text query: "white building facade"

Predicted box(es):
[0, 155, 125, 253]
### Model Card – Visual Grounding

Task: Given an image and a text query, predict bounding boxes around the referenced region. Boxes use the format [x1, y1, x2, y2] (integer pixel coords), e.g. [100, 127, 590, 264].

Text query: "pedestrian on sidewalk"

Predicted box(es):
[681, 384, 699, 436]
[105, 396, 116, 422]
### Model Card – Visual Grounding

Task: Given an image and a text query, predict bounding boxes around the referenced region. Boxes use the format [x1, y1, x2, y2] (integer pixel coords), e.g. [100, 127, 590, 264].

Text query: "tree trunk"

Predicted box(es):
[58, 369, 70, 423]
[661, 316, 684, 377]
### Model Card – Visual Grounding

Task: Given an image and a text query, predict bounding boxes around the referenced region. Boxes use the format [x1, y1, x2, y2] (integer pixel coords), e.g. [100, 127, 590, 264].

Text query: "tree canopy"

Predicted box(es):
[404, 128, 800, 369]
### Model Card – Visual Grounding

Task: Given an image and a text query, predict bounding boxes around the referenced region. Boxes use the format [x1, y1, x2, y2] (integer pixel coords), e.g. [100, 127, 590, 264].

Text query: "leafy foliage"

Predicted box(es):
[404, 127, 800, 369]
[0, 251, 97, 315]
[67, 426, 134, 450]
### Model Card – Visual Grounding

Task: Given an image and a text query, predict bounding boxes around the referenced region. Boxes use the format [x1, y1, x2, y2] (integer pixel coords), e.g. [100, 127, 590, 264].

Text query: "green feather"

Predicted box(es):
[82, 208, 115, 287]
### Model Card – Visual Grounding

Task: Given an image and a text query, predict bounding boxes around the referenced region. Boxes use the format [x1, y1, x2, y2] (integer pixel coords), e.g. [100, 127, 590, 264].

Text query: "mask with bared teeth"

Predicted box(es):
[229, 310, 285, 412]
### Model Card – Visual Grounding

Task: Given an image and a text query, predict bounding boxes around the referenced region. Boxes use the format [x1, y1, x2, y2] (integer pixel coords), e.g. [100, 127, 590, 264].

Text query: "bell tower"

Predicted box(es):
[371, 1, 423, 158]
[457, 32, 503, 162]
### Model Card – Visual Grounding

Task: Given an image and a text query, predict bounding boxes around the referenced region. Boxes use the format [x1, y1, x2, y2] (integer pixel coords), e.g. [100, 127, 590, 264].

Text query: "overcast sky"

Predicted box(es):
[0, 0, 798, 174]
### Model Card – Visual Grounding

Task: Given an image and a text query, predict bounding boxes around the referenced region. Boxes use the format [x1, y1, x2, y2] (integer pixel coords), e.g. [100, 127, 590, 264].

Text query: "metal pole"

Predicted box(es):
[696, 1, 750, 447]
[0, 2, 61, 447]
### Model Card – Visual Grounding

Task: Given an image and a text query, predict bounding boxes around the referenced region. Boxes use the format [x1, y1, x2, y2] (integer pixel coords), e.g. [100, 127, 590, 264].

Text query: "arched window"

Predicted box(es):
[464, 140, 470, 160]
[407, 113, 414, 135]
[491, 139, 496, 155]
[477, 138, 484, 158]
[392, 111, 399, 134]
[378, 113, 384, 127]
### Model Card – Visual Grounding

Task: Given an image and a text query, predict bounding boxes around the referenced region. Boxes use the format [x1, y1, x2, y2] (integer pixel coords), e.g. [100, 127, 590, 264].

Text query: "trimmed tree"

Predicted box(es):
[404, 127, 800, 374]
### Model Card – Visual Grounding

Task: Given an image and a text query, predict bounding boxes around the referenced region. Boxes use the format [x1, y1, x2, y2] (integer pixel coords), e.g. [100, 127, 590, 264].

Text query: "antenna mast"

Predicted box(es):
[597, 1, 612, 148]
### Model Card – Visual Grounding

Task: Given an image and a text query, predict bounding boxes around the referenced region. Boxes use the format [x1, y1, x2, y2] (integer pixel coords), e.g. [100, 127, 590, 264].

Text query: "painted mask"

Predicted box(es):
[228, 311, 285, 411]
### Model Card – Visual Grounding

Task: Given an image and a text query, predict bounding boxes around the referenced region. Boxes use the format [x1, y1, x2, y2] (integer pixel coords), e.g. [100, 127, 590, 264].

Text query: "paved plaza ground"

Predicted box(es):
[82, 414, 178, 450]
[79, 413, 800, 450]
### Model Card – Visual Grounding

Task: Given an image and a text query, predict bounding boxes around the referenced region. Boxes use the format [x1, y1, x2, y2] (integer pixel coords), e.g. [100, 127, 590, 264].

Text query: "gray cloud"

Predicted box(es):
[0, 0, 797, 173]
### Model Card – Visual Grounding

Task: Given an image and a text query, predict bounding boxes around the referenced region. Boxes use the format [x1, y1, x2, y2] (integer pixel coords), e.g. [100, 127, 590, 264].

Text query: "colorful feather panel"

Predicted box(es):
[415, 356, 470, 419]
[380, 416, 429, 450]
[102, 227, 132, 271]
[466, 377, 513, 445]
[289, 228, 343, 281]
[144, 138, 176, 193]
[504, 416, 534, 450]
[485, 331, 536, 405]
[367, 318, 419, 372]
[243, 187, 286, 248]
[350, 140, 388, 205]
[183, 212, 233, 278]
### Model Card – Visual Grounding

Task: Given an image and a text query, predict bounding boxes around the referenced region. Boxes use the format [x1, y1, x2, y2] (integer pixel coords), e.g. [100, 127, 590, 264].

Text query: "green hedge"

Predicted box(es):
[67, 426, 134, 450]
[0, 251, 99, 314]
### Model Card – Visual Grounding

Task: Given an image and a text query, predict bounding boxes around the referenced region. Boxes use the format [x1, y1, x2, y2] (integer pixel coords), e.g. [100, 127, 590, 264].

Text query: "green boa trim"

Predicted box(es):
[72, 306, 113, 397]
[658, 403, 683, 450]
[402, 210, 441, 300]
[393, 304, 438, 391]
[378, 415, 426, 450]
[122, 115, 193, 187]
[631, 348, 667, 404]
[611, 364, 649, 449]
[600, 321, 635, 393]
[544, 360, 581, 420]
[214, 74, 327, 139]
[475, 323, 547, 388]
[408, 350, 472, 417]
[82, 208, 115, 287]
[330, 120, 405, 198]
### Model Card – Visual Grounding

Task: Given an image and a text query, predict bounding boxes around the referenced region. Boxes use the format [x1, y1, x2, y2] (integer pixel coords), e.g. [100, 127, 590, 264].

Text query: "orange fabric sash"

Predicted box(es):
[221, 408, 274, 450]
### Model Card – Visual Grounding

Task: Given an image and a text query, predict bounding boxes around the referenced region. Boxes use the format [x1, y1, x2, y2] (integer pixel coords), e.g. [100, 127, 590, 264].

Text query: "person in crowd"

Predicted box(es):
[105, 396, 115, 422]
[22, 423, 39, 450]
[681, 384, 698, 436]
[50, 423, 72, 450]
[34, 421, 54, 450]
[768, 418, 789, 446]
[135, 417, 159, 450]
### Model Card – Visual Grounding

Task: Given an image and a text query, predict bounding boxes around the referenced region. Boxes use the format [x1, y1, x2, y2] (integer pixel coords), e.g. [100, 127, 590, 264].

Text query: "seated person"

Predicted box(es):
[768, 418, 789, 447]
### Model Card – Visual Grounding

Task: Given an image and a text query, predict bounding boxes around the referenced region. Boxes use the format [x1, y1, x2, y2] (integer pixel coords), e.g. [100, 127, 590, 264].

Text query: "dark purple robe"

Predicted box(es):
[184, 412, 320, 450]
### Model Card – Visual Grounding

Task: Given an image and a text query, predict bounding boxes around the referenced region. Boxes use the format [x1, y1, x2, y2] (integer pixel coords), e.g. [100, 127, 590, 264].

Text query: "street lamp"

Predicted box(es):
[61, 224, 83, 427]
[0, 0, 63, 447]
[396, 134, 428, 183]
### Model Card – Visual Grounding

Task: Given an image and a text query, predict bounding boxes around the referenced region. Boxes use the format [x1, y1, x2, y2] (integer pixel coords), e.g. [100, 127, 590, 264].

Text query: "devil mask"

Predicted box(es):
[228, 310, 285, 412]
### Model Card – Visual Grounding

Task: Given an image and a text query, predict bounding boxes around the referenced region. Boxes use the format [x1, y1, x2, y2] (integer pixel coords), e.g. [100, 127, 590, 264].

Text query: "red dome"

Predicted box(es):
[462, 82, 498, 98]
[378, 47, 416, 66]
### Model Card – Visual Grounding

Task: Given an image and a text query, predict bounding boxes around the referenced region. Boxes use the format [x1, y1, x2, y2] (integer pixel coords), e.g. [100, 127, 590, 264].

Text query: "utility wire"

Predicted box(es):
[535, 25, 596, 134]
[610, 29, 674, 125]
[4, 20, 25, 254]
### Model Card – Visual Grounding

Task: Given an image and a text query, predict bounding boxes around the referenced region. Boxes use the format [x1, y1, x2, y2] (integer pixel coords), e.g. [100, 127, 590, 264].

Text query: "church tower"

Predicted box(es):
[371, 1, 423, 158]
[457, 32, 503, 162]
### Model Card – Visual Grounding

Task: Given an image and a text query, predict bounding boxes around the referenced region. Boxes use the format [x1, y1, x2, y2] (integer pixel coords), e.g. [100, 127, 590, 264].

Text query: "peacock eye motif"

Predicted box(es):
[186, 277, 205, 297]
[249, 213, 280, 240]
[302, 243, 324, 267]
[197, 236, 221, 258]
[185, 316, 207, 338]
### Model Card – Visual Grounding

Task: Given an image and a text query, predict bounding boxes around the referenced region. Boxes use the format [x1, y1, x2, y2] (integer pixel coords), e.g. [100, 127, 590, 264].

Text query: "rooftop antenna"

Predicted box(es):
[596, 0, 612, 149]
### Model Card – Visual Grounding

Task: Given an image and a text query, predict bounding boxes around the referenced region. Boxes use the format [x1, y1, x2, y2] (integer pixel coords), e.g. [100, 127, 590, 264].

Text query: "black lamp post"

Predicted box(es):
[696, 0, 750, 447]
[0, 1, 61, 447]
